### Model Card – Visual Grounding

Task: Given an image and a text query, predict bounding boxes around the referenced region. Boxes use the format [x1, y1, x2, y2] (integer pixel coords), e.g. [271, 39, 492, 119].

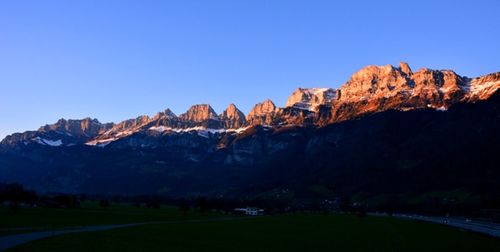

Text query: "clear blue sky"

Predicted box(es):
[1, 0, 499, 139]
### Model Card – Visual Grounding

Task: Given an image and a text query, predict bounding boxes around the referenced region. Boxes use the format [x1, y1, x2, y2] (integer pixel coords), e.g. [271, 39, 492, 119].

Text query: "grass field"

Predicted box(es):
[0, 202, 217, 229]
[6, 213, 500, 252]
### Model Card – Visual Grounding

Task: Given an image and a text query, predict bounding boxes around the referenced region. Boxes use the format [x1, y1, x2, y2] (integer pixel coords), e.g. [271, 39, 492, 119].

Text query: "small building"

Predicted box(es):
[234, 207, 264, 216]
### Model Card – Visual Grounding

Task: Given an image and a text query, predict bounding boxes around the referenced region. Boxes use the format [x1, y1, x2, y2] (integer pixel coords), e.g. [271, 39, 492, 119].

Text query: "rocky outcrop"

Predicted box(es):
[2, 62, 499, 148]
[39, 117, 112, 137]
[336, 62, 470, 107]
[465, 72, 500, 101]
[246, 99, 281, 125]
[2, 91, 499, 197]
[179, 104, 219, 122]
[94, 115, 151, 142]
[1, 118, 113, 147]
[220, 104, 246, 128]
[108, 115, 150, 132]
[326, 62, 498, 123]
[285, 88, 338, 111]
[177, 104, 223, 129]
[338, 64, 412, 103]
[398, 61, 413, 76]
[153, 108, 177, 120]
[147, 109, 178, 127]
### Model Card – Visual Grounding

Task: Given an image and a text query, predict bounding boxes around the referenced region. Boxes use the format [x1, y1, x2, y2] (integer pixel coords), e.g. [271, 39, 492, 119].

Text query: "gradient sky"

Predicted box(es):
[1, 0, 499, 139]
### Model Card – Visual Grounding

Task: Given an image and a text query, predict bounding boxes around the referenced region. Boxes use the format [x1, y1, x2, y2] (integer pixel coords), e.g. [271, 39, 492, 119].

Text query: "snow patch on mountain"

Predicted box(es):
[467, 77, 500, 100]
[285, 88, 337, 111]
[85, 138, 118, 147]
[33, 137, 63, 147]
[149, 126, 248, 135]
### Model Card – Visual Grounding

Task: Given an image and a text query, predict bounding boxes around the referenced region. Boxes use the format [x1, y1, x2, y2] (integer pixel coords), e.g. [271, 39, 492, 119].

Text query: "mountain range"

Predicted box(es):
[2, 62, 498, 149]
[1, 62, 499, 208]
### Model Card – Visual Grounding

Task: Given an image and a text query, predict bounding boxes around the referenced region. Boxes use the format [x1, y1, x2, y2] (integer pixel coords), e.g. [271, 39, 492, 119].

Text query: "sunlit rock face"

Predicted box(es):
[338, 64, 411, 103]
[179, 104, 219, 122]
[220, 104, 246, 128]
[285, 88, 338, 111]
[176, 104, 223, 129]
[147, 109, 178, 127]
[465, 72, 500, 101]
[246, 99, 281, 125]
[105, 115, 150, 133]
[153, 108, 177, 120]
[399, 62, 412, 76]
[39, 117, 112, 137]
[337, 62, 470, 106]
[327, 62, 499, 123]
[1, 118, 113, 147]
[91, 115, 151, 143]
[2, 62, 499, 149]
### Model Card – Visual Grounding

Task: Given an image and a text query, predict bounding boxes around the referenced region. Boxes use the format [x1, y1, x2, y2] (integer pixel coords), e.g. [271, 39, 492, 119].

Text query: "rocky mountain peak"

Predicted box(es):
[0, 117, 113, 147]
[123, 115, 150, 128]
[328, 63, 499, 124]
[39, 117, 109, 137]
[153, 108, 177, 120]
[164, 108, 177, 118]
[179, 104, 219, 122]
[248, 99, 278, 117]
[466, 72, 500, 101]
[338, 64, 409, 103]
[221, 104, 244, 119]
[101, 115, 151, 137]
[285, 88, 338, 111]
[246, 99, 281, 125]
[3, 62, 499, 149]
[408, 68, 467, 105]
[398, 62, 413, 76]
[220, 104, 246, 128]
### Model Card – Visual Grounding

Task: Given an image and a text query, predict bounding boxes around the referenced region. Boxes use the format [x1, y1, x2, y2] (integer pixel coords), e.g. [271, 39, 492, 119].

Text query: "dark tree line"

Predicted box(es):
[2, 182, 499, 220]
[0, 183, 38, 210]
[0, 183, 81, 210]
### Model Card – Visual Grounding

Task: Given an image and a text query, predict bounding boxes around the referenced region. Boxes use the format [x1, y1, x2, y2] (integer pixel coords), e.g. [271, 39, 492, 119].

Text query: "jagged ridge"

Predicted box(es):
[2, 62, 499, 148]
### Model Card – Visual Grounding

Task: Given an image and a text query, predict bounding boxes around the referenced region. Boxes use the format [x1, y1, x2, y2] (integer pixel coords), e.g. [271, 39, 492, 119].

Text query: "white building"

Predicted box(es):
[234, 207, 264, 215]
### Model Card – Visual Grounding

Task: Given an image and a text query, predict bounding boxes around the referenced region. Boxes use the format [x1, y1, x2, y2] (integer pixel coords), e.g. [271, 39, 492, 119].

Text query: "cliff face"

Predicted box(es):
[1, 91, 499, 197]
[1, 118, 113, 147]
[2, 62, 499, 148]
[1, 62, 499, 198]
[39, 117, 112, 137]
[466, 72, 500, 101]
[148, 109, 178, 127]
[336, 63, 468, 106]
[220, 104, 246, 128]
[178, 104, 217, 122]
[246, 99, 281, 126]
[177, 104, 222, 129]
[285, 88, 338, 111]
[278, 62, 499, 125]
[93, 115, 151, 142]
[324, 62, 498, 123]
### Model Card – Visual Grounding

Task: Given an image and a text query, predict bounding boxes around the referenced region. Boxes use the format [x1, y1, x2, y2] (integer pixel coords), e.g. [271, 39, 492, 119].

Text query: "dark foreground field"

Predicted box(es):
[0, 202, 213, 230]
[3, 205, 500, 252]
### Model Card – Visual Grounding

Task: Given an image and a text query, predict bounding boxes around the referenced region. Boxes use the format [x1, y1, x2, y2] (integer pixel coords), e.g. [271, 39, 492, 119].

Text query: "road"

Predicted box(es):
[0, 217, 248, 251]
[372, 213, 500, 238]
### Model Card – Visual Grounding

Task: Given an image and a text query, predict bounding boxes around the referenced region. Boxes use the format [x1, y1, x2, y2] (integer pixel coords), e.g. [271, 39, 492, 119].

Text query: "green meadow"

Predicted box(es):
[0, 202, 216, 229]
[2, 204, 499, 252]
